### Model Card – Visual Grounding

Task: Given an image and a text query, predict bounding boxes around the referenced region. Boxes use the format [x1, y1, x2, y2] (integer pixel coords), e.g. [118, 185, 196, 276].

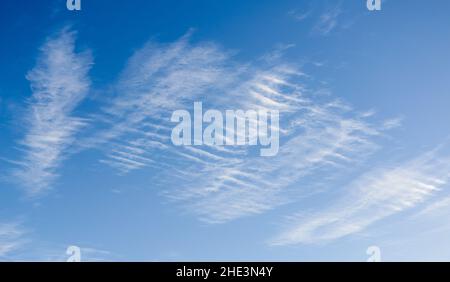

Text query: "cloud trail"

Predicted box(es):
[0, 222, 25, 258]
[272, 144, 450, 245]
[82, 32, 396, 223]
[312, 5, 342, 35]
[14, 29, 92, 194]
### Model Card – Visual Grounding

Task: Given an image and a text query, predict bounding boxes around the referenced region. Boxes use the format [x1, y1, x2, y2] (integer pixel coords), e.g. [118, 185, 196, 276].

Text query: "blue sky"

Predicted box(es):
[1, 0, 450, 261]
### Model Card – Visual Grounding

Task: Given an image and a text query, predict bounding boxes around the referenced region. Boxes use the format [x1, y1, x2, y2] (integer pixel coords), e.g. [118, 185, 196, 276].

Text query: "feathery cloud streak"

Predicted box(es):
[83, 33, 396, 223]
[12, 30, 398, 228]
[0, 222, 25, 258]
[312, 5, 342, 36]
[272, 144, 450, 245]
[15, 29, 92, 194]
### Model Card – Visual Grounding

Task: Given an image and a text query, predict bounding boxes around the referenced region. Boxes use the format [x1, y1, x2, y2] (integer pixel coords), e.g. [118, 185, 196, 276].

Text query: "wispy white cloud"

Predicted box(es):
[288, 9, 311, 22]
[312, 5, 342, 36]
[0, 222, 25, 258]
[14, 28, 92, 194]
[80, 31, 239, 173]
[82, 32, 395, 223]
[3, 242, 116, 262]
[43, 246, 114, 262]
[168, 72, 391, 223]
[272, 144, 450, 245]
[415, 196, 450, 218]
